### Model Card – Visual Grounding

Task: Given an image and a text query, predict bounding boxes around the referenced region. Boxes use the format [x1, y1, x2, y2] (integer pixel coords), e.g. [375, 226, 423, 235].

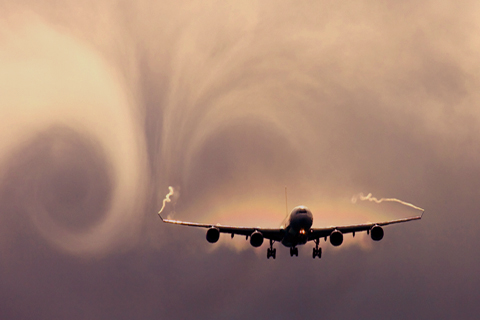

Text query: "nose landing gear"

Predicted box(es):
[290, 247, 298, 257]
[267, 239, 322, 259]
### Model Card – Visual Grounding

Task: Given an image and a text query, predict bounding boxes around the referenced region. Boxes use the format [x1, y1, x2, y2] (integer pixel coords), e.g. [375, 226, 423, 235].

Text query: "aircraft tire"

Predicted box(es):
[267, 248, 276, 259]
[290, 247, 298, 257]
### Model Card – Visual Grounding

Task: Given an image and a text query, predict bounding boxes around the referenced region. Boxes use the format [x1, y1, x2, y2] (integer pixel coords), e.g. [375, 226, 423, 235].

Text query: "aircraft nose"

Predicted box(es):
[301, 214, 312, 225]
[292, 213, 313, 230]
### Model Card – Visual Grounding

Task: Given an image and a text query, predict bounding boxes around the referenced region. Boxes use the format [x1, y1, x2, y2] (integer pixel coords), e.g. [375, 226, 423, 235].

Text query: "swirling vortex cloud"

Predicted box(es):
[0, 16, 147, 256]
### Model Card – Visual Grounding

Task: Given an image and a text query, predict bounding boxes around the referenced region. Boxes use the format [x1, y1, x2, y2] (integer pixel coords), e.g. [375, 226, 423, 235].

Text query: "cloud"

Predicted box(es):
[1, 1, 480, 319]
[0, 14, 148, 256]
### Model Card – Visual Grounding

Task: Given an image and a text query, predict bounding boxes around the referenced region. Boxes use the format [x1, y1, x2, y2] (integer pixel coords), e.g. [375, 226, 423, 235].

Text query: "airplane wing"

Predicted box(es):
[307, 212, 424, 240]
[158, 214, 285, 241]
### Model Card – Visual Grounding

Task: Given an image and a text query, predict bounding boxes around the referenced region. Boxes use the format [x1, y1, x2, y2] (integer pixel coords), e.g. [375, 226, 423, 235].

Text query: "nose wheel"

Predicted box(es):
[290, 247, 298, 257]
[267, 240, 276, 259]
[312, 239, 322, 259]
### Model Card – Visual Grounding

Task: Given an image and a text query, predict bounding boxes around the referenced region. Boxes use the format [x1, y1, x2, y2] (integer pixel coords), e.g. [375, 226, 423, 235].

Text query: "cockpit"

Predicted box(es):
[295, 207, 308, 214]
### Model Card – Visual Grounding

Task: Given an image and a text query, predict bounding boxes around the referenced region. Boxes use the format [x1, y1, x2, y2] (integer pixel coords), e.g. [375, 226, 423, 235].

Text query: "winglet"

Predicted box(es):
[157, 213, 165, 222]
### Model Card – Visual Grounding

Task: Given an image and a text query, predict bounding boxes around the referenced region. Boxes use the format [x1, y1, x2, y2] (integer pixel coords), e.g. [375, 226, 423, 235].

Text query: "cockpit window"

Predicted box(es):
[297, 208, 307, 214]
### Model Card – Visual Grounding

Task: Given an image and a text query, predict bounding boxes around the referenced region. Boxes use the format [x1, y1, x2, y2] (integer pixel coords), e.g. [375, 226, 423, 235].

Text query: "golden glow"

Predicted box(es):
[299, 229, 306, 235]
[172, 181, 422, 252]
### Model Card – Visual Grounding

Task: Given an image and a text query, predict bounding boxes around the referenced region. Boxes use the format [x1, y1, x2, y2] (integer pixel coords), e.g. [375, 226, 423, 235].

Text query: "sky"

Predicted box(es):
[1, 0, 479, 319]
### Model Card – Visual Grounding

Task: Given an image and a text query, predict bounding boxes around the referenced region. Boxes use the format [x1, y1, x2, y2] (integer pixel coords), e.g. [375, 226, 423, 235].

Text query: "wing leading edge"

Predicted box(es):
[158, 215, 285, 241]
[307, 212, 424, 240]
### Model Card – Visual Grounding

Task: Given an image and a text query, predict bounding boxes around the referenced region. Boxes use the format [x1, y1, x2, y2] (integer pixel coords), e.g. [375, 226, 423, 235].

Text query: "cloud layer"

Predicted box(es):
[1, 1, 480, 319]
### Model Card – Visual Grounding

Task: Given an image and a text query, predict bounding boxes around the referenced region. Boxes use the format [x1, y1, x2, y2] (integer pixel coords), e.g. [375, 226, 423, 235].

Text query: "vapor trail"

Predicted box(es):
[158, 186, 175, 216]
[352, 193, 424, 212]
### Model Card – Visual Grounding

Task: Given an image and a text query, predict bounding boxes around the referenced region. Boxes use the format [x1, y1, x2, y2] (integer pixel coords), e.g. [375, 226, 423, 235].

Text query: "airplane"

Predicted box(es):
[158, 205, 423, 259]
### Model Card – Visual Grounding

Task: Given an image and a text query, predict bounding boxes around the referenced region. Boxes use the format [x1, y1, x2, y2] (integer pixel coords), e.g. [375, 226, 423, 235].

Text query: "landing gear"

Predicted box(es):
[267, 240, 276, 259]
[267, 248, 276, 259]
[312, 239, 322, 259]
[312, 248, 322, 259]
[290, 247, 298, 257]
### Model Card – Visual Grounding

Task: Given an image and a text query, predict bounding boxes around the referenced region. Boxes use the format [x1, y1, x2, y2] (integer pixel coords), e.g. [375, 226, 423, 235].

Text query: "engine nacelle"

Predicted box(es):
[370, 225, 384, 241]
[250, 231, 264, 247]
[206, 227, 220, 243]
[330, 230, 343, 246]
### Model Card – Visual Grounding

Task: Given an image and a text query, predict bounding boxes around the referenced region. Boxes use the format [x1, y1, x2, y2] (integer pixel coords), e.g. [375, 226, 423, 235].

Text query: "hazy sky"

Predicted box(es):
[1, 1, 479, 319]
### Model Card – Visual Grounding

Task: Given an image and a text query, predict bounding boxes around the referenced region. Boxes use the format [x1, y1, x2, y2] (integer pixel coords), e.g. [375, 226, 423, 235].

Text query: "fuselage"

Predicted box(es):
[281, 206, 314, 247]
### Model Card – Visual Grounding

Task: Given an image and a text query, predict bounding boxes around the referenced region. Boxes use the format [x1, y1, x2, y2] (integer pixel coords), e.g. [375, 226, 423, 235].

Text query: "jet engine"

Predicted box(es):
[206, 227, 220, 243]
[329, 230, 343, 246]
[250, 231, 264, 247]
[370, 225, 384, 241]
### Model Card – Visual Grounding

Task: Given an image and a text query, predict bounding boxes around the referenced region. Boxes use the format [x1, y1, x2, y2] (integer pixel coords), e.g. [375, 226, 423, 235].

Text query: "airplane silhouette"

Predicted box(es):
[158, 204, 423, 259]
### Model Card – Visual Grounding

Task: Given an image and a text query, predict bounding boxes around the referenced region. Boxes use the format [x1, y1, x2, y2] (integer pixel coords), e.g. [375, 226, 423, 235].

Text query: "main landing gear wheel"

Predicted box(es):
[312, 248, 322, 259]
[312, 239, 322, 259]
[267, 239, 276, 259]
[290, 247, 298, 257]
